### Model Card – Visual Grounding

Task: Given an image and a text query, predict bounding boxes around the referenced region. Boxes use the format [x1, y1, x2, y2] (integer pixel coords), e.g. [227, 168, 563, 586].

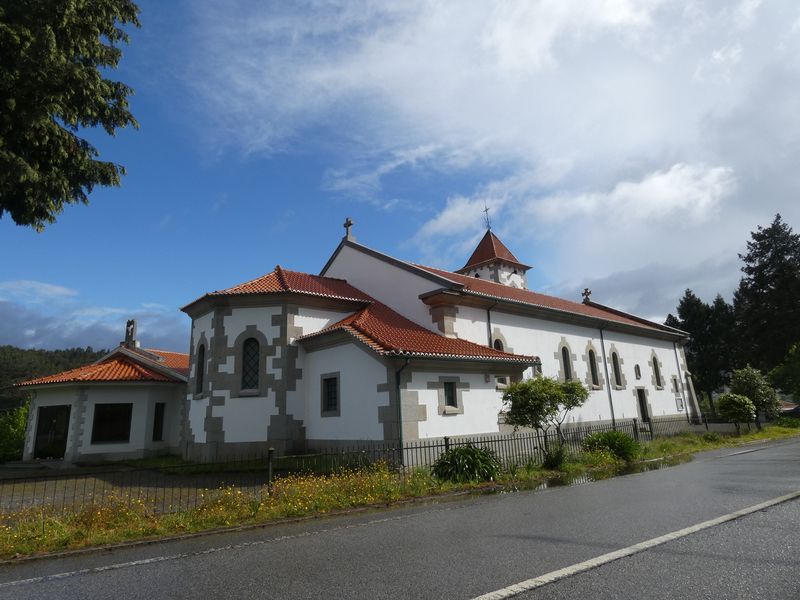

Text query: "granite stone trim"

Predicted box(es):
[429, 305, 458, 338]
[607, 344, 628, 389]
[191, 331, 210, 399]
[427, 375, 469, 416]
[554, 337, 577, 382]
[229, 326, 272, 398]
[320, 372, 341, 417]
[649, 351, 665, 390]
[69, 386, 94, 460]
[581, 342, 604, 390]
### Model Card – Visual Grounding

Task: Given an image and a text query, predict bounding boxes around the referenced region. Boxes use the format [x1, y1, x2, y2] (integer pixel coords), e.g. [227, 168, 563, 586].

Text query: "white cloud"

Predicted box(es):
[533, 163, 736, 225]
[175, 0, 800, 319]
[0, 281, 188, 351]
[0, 279, 78, 303]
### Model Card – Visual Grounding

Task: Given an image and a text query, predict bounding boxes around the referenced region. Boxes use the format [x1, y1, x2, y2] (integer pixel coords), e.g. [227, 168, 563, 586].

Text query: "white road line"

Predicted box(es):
[472, 489, 800, 600]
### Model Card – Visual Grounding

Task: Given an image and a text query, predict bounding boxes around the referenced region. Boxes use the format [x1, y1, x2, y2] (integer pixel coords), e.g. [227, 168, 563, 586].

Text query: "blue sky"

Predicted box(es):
[2, 0, 799, 352]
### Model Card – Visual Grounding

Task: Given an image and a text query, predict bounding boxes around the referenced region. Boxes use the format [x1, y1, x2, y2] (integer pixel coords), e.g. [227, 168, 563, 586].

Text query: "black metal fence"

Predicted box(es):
[0, 416, 723, 517]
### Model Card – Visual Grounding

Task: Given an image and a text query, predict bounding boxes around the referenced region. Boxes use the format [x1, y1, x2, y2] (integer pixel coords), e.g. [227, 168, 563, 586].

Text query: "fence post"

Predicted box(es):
[267, 447, 275, 491]
[444, 436, 450, 453]
[647, 419, 654, 441]
[632, 418, 640, 442]
[703, 413, 709, 431]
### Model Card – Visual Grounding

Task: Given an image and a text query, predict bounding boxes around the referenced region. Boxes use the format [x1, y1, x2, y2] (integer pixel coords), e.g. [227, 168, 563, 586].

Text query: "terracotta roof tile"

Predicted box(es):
[415, 265, 661, 331]
[17, 356, 181, 387]
[209, 266, 372, 303]
[459, 230, 530, 272]
[143, 349, 190, 376]
[302, 301, 534, 363]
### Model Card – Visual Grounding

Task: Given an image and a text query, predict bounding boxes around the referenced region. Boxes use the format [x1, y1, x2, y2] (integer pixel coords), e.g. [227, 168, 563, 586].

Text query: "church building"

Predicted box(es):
[19, 220, 700, 463]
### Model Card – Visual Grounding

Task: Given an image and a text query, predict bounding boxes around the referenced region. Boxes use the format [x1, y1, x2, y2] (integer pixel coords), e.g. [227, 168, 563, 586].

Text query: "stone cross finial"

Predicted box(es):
[482, 201, 491, 231]
[343, 217, 354, 241]
[582, 288, 592, 303]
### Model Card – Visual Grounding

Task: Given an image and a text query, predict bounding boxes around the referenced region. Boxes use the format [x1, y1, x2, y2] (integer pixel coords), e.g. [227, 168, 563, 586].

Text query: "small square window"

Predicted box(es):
[444, 381, 457, 408]
[91, 403, 133, 444]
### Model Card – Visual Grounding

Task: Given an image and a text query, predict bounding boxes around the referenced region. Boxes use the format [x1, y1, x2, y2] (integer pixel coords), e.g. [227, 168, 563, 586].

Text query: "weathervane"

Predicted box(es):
[482, 201, 492, 231]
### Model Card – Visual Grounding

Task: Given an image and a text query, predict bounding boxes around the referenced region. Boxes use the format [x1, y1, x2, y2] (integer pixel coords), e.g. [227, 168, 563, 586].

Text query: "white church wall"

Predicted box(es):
[292, 307, 352, 341]
[410, 370, 502, 439]
[214, 390, 279, 443]
[78, 386, 152, 456]
[223, 306, 281, 346]
[462, 264, 526, 288]
[188, 395, 207, 443]
[452, 305, 489, 344]
[303, 342, 387, 441]
[602, 331, 685, 420]
[323, 244, 441, 331]
[456, 309, 687, 423]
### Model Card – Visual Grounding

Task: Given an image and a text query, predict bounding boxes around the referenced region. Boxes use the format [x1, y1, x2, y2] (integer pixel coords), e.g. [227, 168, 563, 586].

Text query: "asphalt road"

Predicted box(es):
[1, 438, 799, 600]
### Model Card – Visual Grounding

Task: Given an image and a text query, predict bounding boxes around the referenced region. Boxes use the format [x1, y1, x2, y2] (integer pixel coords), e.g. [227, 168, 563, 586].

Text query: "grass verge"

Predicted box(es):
[2, 422, 799, 560]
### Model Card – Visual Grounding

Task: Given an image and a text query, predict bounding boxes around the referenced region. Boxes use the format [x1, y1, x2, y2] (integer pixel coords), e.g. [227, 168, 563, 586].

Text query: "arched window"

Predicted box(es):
[612, 352, 622, 387]
[241, 337, 260, 390]
[493, 339, 504, 351]
[561, 346, 572, 381]
[634, 364, 641, 380]
[653, 356, 662, 388]
[195, 344, 205, 395]
[588, 349, 599, 386]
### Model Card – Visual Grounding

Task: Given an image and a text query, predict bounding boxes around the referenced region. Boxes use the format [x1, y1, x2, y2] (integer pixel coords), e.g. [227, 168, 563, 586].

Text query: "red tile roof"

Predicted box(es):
[415, 264, 662, 331]
[143, 349, 190, 376]
[301, 301, 534, 363]
[189, 266, 372, 307]
[17, 356, 182, 387]
[459, 230, 531, 272]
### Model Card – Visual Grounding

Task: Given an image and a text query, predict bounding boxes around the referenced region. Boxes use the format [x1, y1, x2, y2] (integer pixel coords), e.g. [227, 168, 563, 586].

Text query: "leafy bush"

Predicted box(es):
[701, 431, 722, 442]
[730, 365, 780, 421]
[582, 430, 640, 462]
[0, 402, 28, 462]
[717, 393, 757, 434]
[773, 415, 800, 428]
[542, 445, 566, 469]
[431, 444, 501, 483]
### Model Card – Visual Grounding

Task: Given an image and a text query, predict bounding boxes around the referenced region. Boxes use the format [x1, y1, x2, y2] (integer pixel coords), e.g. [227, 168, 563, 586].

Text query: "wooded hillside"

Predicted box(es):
[0, 346, 108, 410]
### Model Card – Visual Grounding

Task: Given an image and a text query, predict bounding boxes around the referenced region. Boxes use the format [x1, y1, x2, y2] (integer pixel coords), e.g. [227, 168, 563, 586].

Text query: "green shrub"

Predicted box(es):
[582, 430, 640, 462]
[0, 402, 28, 462]
[431, 444, 501, 483]
[773, 415, 800, 428]
[701, 431, 722, 442]
[542, 445, 566, 469]
[717, 393, 757, 434]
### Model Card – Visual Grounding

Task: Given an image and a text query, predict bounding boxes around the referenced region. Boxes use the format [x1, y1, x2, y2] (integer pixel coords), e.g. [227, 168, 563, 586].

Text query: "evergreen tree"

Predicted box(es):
[733, 215, 800, 372]
[0, 0, 140, 230]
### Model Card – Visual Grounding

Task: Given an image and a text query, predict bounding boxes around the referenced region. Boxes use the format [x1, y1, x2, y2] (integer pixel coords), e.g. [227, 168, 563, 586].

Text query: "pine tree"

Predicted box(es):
[733, 215, 800, 372]
[666, 289, 735, 413]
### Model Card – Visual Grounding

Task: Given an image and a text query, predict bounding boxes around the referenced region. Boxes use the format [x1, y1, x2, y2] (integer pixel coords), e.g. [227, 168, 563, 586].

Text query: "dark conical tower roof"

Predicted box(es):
[456, 230, 531, 274]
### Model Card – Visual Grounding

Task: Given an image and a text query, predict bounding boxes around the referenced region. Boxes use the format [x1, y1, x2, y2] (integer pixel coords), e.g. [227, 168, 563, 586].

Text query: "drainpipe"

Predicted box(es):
[599, 327, 616, 429]
[486, 302, 498, 347]
[672, 342, 690, 422]
[394, 358, 411, 462]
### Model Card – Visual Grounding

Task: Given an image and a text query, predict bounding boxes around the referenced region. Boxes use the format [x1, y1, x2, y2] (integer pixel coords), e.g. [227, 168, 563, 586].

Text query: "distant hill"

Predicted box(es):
[0, 346, 109, 410]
